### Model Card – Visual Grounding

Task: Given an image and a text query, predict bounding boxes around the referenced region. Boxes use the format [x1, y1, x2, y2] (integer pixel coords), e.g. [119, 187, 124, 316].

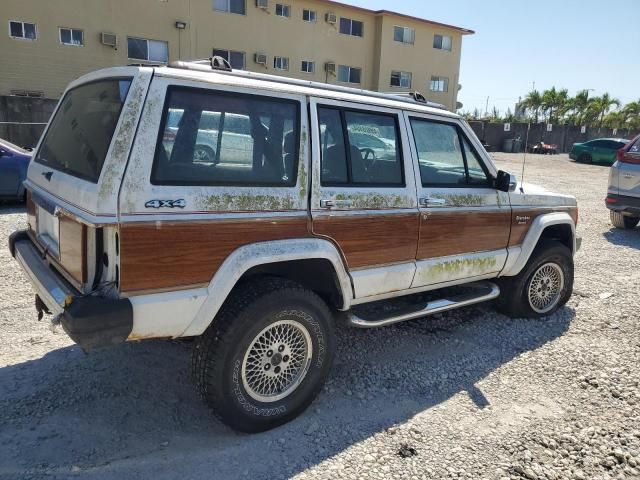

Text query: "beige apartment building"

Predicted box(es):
[1, 0, 473, 111]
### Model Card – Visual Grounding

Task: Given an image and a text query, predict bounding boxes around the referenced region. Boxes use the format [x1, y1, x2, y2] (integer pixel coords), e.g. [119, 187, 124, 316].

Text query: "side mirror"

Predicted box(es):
[495, 170, 517, 192]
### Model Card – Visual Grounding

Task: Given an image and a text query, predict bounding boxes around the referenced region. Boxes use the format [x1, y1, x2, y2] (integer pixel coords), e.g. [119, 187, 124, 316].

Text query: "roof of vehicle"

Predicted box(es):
[586, 138, 630, 143]
[0, 137, 30, 155]
[152, 62, 460, 120]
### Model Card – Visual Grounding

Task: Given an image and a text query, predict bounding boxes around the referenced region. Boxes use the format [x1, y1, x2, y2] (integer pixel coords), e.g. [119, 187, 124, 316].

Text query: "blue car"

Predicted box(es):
[0, 138, 31, 202]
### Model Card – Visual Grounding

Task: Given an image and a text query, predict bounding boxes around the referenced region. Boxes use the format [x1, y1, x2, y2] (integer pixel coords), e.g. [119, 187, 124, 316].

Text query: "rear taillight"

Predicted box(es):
[617, 147, 640, 164]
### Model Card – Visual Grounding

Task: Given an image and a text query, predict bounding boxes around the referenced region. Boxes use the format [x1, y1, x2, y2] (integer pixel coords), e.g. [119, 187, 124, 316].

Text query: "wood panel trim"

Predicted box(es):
[58, 215, 87, 284]
[417, 209, 511, 259]
[312, 212, 419, 269]
[508, 206, 577, 247]
[119, 216, 311, 293]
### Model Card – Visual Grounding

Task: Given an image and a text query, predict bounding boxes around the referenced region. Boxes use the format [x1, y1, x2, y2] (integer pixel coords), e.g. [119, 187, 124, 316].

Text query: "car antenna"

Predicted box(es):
[520, 122, 530, 193]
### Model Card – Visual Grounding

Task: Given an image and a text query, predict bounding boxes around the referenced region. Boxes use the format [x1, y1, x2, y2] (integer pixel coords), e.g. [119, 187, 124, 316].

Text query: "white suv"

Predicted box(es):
[607, 134, 640, 229]
[10, 58, 580, 432]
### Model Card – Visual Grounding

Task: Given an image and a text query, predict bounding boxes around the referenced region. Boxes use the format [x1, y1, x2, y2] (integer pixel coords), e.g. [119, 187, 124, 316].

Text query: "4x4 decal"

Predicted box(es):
[144, 199, 186, 209]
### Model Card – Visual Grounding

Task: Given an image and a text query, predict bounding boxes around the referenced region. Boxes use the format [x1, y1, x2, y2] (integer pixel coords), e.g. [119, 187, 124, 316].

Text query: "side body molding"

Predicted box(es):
[500, 212, 576, 277]
[180, 238, 354, 337]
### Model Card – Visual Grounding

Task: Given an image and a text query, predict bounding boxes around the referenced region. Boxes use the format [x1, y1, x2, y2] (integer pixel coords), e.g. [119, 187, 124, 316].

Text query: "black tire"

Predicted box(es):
[496, 240, 574, 318]
[192, 277, 336, 433]
[193, 144, 216, 163]
[578, 153, 592, 163]
[610, 211, 639, 229]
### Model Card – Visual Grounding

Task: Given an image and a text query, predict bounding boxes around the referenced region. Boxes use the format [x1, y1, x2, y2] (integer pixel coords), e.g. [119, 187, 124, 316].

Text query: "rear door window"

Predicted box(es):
[318, 106, 403, 186]
[34, 79, 132, 182]
[152, 87, 299, 186]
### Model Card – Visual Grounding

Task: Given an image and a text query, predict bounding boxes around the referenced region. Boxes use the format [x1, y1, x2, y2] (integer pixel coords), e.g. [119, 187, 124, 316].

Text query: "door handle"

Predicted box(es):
[419, 197, 447, 207]
[320, 199, 353, 209]
[623, 173, 634, 179]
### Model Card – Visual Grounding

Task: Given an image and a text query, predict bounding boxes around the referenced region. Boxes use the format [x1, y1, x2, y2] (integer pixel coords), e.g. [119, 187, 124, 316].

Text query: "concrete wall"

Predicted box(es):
[1, 0, 470, 110]
[468, 121, 640, 154]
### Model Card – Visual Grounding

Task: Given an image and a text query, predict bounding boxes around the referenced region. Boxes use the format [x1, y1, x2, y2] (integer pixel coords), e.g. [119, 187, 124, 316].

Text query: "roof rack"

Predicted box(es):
[167, 57, 448, 111]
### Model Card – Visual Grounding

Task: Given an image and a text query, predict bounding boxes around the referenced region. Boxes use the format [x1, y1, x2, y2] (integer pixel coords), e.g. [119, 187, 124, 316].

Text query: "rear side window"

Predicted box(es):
[410, 118, 489, 187]
[152, 87, 299, 186]
[34, 79, 132, 182]
[318, 106, 403, 187]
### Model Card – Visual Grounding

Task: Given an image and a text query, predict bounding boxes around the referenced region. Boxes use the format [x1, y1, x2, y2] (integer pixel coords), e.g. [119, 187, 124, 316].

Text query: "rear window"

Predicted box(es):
[34, 78, 132, 183]
[152, 87, 299, 186]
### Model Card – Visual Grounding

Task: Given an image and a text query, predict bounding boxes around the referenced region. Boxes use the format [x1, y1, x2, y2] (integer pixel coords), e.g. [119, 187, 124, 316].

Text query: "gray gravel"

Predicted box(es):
[1, 153, 639, 480]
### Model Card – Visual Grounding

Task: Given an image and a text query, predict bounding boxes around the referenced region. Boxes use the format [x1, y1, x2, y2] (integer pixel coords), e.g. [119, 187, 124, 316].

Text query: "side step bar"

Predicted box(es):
[348, 281, 500, 328]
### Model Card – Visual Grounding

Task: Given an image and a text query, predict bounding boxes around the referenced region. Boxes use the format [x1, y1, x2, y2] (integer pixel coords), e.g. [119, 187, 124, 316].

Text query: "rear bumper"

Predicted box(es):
[606, 194, 640, 216]
[9, 230, 133, 351]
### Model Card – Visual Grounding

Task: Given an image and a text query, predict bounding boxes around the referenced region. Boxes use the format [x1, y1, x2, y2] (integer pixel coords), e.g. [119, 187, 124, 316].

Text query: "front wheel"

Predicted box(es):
[578, 153, 592, 163]
[610, 211, 639, 230]
[192, 277, 335, 433]
[496, 240, 574, 318]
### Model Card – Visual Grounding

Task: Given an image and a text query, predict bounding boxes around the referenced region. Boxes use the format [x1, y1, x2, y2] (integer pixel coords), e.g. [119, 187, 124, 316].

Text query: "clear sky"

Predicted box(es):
[341, 0, 639, 114]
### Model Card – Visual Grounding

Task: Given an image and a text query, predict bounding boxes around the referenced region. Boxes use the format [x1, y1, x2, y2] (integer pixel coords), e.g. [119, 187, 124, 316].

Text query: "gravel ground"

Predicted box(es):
[1, 153, 639, 480]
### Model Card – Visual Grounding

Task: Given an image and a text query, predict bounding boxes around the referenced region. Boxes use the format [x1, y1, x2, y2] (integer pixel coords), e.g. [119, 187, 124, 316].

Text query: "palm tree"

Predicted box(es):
[603, 111, 626, 129]
[622, 100, 640, 129]
[565, 89, 595, 126]
[520, 90, 543, 123]
[541, 87, 569, 124]
[592, 93, 621, 128]
[489, 106, 501, 122]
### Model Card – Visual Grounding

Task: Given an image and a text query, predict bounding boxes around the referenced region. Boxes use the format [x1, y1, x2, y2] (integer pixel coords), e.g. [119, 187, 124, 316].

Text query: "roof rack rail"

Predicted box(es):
[167, 59, 448, 111]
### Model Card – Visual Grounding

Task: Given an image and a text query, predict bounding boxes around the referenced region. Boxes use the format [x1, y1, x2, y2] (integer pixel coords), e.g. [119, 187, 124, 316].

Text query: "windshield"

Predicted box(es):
[34, 78, 132, 183]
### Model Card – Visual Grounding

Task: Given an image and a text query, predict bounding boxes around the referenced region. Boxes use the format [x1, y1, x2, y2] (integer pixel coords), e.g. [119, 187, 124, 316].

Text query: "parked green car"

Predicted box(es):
[569, 138, 629, 165]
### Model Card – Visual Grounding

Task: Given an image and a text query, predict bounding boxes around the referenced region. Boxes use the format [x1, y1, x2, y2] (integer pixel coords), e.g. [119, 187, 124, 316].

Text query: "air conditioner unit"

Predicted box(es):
[256, 0, 268, 9]
[101, 32, 117, 47]
[254, 53, 268, 66]
[325, 12, 337, 24]
[325, 62, 336, 75]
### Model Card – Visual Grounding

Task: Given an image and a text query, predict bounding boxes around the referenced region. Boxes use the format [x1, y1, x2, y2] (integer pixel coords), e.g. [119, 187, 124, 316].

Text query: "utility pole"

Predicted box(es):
[485, 96, 489, 118]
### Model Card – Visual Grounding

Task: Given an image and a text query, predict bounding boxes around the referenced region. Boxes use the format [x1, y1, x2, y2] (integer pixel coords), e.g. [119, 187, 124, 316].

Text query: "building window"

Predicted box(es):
[393, 26, 415, 45]
[59, 28, 83, 46]
[338, 65, 361, 84]
[212, 49, 245, 69]
[430, 76, 449, 92]
[301, 61, 315, 73]
[303, 9, 317, 22]
[213, 0, 246, 15]
[275, 4, 290, 17]
[127, 37, 168, 63]
[9, 21, 36, 40]
[339, 18, 363, 37]
[433, 34, 452, 51]
[273, 56, 289, 70]
[391, 71, 412, 88]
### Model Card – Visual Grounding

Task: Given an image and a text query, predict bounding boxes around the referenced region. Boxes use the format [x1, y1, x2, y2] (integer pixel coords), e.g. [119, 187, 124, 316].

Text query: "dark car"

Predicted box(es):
[569, 138, 629, 165]
[0, 138, 31, 202]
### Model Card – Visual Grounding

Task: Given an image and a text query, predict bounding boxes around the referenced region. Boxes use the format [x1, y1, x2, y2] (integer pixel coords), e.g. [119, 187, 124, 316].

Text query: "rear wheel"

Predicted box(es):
[610, 211, 640, 229]
[578, 153, 592, 163]
[192, 277, 335, 433]
[496, 240, 573, 318]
